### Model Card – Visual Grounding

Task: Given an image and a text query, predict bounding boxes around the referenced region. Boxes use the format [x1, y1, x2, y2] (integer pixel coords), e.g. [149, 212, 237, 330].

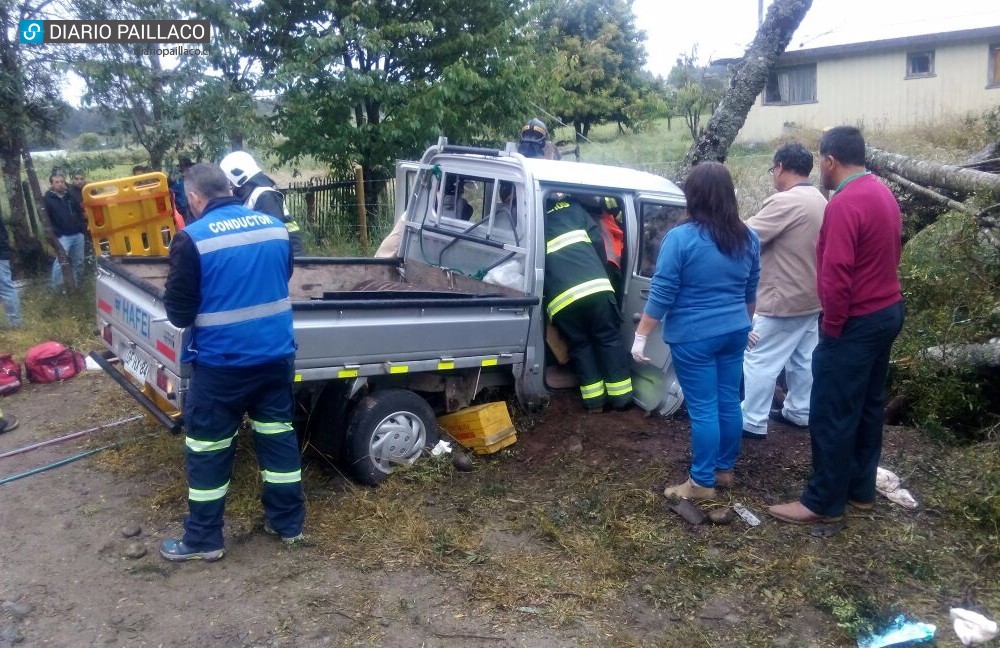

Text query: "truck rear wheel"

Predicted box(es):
[346, 389, 438, 485]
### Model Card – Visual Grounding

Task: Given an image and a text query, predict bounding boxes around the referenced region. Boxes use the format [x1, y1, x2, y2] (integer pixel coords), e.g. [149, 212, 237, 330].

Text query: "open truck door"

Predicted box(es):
[621, 197, 687, 416]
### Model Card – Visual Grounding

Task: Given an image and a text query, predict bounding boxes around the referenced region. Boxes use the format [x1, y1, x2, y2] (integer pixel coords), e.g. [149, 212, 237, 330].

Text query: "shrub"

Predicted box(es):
[892, 211, 1000, 441]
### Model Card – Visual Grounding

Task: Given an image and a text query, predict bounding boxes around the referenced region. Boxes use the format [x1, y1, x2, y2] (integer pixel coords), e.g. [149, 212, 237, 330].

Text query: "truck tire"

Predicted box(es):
[346, 389, 438, 485]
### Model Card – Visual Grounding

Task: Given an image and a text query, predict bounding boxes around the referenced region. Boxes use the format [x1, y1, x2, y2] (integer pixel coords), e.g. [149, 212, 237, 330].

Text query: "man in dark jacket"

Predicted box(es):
[160, 163, 305, 562]
[44, 172, 88, 289]
[544, 194, 632, 411]
[0, 216, 22, 328]
[219, 151, 304, 256]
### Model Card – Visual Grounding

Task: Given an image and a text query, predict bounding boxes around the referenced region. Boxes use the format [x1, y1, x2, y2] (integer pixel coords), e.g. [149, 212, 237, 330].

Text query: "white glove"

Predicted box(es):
[746, 331, 760, 351]
[631, 334, 650, 363]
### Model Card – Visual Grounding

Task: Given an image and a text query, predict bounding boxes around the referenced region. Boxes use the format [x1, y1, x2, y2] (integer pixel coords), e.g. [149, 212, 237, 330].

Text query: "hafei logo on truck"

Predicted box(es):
[115, 297, 152, 339]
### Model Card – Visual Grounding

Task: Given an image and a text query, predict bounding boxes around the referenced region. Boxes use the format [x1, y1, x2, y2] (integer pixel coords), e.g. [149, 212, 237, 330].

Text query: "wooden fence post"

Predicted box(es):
[354, 164, 368, 251]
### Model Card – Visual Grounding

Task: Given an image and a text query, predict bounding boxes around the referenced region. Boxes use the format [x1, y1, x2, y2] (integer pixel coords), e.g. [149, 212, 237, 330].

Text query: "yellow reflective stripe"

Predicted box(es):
[261, 469, 301, 484]
[185, 432, 237, 453]
[285, 221, 301, 233]
[605, 378, 633, 396]
[546, 229, 590, 254]
[481, 358, 498, 367]
[189, 481, 229, 502]
[438, 361, 455, 370]
[547, 201, 570, 213]
[580, 381, 605, 399]
[547, 278, 614, 318]
[294, 374, 303, 382]
[338, 369, 359, 378]
[253, 420, 294, 435]
[389, 365, 409, 374]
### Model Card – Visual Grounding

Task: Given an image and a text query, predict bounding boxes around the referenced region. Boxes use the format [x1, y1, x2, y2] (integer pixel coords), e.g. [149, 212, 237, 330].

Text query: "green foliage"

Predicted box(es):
[665, 47, 727, 140]
[985, 105, 1000, 140]
[75, 132, 102, 151]
[893, 211, 1000, 441]
[535, 0, 648, 139]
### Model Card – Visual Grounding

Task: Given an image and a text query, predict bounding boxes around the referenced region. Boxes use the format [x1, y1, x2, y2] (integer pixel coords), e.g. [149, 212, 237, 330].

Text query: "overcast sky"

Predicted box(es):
[632, 0, 1000, 77]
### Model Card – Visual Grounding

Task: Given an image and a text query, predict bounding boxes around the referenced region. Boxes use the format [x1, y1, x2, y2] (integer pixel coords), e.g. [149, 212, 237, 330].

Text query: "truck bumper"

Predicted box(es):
[89, 351, 184, 434]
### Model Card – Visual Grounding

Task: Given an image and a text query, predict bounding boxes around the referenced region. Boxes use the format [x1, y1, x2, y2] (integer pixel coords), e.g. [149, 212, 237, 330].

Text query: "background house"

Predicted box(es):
[736, 20, 1000, 143]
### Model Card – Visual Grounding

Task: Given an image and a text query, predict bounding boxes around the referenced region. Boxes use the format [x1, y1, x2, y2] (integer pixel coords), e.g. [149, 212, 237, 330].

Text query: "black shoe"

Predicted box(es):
[0, 415, 19, 434]
[742, 428, 766, 440]
[769, 409, 807, 429]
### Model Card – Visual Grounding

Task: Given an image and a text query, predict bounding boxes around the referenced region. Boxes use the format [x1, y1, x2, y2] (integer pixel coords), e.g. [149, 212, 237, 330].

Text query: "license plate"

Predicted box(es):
[121, 346, 149, 383]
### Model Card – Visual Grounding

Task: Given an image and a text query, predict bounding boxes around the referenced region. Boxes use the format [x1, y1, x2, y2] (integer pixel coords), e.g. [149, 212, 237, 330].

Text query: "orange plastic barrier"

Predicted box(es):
[83, 172, 177, 256]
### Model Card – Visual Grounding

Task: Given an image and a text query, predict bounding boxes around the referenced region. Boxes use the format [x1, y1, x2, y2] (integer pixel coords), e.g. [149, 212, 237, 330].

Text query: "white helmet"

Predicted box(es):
[219, 151, 261, 188]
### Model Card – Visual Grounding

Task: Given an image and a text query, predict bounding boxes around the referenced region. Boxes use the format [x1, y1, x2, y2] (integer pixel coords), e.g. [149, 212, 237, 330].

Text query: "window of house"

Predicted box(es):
[906, 50, 935, 78]
[763, 64, 817, 105]
[990, 44, 1000, 87]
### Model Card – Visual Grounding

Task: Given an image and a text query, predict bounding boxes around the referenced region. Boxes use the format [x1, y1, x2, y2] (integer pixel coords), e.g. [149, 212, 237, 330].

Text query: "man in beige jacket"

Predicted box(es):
[742, 142, 827, 439]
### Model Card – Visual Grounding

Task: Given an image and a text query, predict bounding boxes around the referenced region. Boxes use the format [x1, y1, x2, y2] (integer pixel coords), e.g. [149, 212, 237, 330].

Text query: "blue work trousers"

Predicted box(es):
[801, 302, 904, 517]
[182, 358, 305, 551]
[670, 328, 749, 488]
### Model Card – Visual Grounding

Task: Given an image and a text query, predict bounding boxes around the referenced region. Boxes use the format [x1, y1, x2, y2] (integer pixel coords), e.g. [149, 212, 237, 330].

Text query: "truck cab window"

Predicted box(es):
[638, 203, 685, 277]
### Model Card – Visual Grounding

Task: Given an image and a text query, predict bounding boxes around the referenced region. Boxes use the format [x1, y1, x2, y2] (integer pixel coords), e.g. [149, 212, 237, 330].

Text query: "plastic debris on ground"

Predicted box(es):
[429, 440, 452, 457]
[876, 467, 919, 509]
[733, 502, 761, 527]
[950, 608, 999, 645]
[857, 614, 935, 648]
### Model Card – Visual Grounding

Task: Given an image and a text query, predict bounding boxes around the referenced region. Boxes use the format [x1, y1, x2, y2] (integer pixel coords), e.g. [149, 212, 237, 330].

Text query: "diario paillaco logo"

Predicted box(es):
[20, 20, 45, 44]
[17, 20, 210, 45]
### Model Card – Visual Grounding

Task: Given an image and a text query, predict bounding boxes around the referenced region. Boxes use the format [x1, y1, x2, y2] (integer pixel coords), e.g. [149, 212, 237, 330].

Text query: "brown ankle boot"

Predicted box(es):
[663, 478, 716, 501]
[715, 470, 734, 489]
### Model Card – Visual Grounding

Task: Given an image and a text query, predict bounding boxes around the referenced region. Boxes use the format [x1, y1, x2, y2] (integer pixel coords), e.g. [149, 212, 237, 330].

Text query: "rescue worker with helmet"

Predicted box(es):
[518, 118, 561, 160]
[544, 194, 632, 411]
[160, 163, 305, 561]
[219, 151, 305, 257]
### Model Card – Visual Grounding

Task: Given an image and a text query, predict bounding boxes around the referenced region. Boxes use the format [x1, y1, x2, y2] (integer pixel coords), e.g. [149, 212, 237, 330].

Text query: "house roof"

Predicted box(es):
[778, 21, 1000, 65]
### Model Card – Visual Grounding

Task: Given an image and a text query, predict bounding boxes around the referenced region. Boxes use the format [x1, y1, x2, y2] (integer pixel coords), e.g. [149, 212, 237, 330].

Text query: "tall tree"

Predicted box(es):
[73, 0, 198, 169]
[666, 47, 727, 140]
[537, 0, 647, 140]
[271, 0, 537, 209]
[679, 0, 812, 180]
[0, 0, 67, 274]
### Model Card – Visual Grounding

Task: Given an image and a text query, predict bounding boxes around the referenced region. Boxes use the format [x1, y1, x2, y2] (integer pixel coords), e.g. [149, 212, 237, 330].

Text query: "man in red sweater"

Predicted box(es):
[769, 126, 904, 528]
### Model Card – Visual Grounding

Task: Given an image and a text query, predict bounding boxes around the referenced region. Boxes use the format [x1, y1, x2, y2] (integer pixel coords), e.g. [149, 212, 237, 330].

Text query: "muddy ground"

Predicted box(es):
[0, 371, 987, 647]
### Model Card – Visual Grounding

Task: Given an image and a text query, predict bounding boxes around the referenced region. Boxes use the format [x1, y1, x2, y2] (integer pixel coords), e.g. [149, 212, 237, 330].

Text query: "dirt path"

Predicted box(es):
[0, 374, 586, 647]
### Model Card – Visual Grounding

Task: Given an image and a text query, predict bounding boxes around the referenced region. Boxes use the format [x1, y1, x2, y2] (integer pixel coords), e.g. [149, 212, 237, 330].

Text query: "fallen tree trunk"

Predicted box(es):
[866, 146, 1000, 197]
[678, 0, 813, 182]
[922, 340, 1000, 371]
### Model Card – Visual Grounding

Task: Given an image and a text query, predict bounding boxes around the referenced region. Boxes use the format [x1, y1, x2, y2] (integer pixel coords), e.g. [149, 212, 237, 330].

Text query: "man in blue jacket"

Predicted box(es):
[160, 163, 305, 562]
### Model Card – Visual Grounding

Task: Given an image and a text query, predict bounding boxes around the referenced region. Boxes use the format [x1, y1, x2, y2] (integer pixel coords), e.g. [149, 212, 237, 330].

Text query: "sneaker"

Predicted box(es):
[263, 522, 310, 546]
[159, 539, 225, 562]
[742, 428, 766, 440]
[769, 409, 807, 429]
[0, 415, 19, 435]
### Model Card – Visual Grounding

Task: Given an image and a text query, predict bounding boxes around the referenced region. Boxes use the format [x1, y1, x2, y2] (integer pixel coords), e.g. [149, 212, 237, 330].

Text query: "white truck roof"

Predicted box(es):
[522, 157, 684, 198]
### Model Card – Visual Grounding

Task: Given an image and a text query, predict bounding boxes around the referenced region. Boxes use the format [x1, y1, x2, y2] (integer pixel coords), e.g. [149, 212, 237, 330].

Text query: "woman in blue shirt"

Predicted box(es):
[632, 162, 760, 500]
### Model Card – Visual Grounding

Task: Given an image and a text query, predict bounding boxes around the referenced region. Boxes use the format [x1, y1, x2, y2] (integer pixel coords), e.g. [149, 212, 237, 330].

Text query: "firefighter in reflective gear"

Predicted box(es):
[518, 118, 561, 160]
[160, 163, 304, 562]
[544, 195, 633, 411]
[220, 151, 305, 257]
[592, 197, 625, 303]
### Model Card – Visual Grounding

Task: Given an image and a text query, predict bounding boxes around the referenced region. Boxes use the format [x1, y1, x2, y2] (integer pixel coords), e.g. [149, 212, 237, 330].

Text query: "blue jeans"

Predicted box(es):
[0, 260, 21, 327]
[50, 233, 86, 288]
[670, 328, 750, 488]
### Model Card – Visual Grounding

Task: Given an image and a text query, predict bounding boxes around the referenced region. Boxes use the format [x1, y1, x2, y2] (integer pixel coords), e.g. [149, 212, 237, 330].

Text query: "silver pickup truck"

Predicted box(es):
[94, 139, 687, 484]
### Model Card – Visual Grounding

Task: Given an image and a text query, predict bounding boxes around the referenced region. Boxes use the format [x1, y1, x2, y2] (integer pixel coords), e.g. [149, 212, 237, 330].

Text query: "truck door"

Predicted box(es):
[621, 197, 686, 415]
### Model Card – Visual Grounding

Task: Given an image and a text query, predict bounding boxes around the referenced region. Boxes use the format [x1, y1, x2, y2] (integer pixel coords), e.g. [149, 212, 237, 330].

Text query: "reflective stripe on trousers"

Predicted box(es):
[547, 277, 614, 318]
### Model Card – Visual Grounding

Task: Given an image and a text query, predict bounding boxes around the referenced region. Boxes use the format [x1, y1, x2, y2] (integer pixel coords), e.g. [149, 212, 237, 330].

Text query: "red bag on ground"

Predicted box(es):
[0, 354, 22, 395]
[24, 342, 86, 384]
